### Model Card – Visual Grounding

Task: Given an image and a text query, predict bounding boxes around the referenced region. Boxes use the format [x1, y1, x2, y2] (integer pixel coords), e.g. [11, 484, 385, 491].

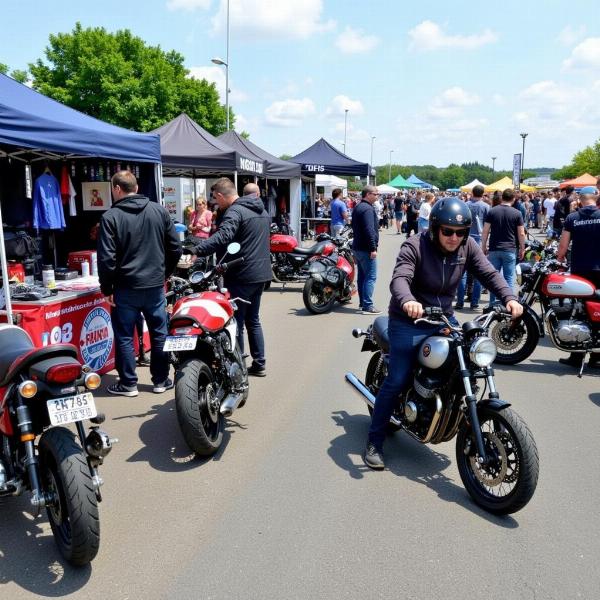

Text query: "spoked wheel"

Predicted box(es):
[302, 278, 336, 314]
[364, 351, 401, 433]
[488, 311, 539, 365]
[39, 427, 100, 566]
[175, 359, 223, 456]
[456, 407, 539, 514]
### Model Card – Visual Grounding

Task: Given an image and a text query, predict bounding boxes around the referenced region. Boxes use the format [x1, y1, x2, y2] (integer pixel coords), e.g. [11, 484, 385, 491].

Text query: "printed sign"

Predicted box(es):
[238, 156, 264, 175]
[304, 164, 326, 173]
[80, 307, 114, 371]
[513, 154, 522, 190]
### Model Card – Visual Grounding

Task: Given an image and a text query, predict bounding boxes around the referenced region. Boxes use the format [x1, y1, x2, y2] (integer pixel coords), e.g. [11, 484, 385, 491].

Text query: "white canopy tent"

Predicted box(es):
[460, 178, 486, 192]
[376, 183, 401, 194]
[315, 174, 348, 198]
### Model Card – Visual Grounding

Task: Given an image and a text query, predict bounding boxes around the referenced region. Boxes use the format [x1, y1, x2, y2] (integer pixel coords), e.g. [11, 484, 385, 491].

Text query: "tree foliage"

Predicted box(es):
[0, 63, 29, 83]
[29, 23, 231, 134]
[554, 138, 600, 180]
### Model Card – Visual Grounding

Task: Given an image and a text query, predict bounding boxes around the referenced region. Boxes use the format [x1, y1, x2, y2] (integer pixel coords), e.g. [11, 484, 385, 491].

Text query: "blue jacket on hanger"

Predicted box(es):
[33, 173, 66, 230]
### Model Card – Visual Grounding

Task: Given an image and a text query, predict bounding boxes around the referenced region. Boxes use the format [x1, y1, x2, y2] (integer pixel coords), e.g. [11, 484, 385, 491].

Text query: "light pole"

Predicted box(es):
[491, 156, 497, 174]
[520, 132, 528, 175]
[370, 136, 375, 184]
[211, 0, 230, 130]
[388, 150, 394, 182]
[343, 109, 349, 154]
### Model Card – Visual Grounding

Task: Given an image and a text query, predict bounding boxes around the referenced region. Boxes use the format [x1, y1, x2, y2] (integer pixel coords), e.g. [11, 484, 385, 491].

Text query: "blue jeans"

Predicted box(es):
[368, 317, 442, 450]
[353, 250, 377, 310]
[487, 250, 517, 303]
[331, 223, 344, 237]
[456, 234, 482, 306]
[112, 286, 169, 387]
[227, 281, 266, 369]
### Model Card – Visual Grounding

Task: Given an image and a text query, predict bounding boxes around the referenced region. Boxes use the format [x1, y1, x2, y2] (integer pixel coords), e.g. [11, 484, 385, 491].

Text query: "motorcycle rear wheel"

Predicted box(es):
[39, 427, 100, 566]
[365, 352, 401, 433]
[302, 278, 337, 314]
[456, 406, 539, 515]
[488, 310, 539, 365]
[175, 359, 223, 456]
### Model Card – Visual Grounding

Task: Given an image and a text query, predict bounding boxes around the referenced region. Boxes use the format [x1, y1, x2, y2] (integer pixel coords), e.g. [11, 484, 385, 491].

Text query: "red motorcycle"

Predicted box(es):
[0, 324, 114, 565]
[490, 250, 600, 374]
[165, 243, 249, 456]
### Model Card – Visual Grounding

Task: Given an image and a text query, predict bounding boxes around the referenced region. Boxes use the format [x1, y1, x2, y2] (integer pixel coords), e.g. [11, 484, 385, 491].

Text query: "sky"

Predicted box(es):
[1, 0, 599, 172]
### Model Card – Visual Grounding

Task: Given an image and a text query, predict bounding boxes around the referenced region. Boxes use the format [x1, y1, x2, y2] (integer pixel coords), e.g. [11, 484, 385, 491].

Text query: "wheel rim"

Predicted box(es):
[198, 380, 220, 441]
[44, 463, 72, 546]
[309, 283, 334, 308]
[489, 319, 527, 355]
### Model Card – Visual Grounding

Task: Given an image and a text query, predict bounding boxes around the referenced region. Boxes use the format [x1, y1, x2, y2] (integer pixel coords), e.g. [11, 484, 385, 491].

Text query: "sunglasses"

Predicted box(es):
[439, 227, 469, 238]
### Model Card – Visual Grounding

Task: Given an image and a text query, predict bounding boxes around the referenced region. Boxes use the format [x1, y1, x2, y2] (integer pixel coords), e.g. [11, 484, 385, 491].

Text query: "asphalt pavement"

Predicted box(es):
[1, 228, 599, 599]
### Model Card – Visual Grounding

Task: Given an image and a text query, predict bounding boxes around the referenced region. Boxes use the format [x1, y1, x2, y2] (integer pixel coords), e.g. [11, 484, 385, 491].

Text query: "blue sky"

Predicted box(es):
[2, 0, 599, 172]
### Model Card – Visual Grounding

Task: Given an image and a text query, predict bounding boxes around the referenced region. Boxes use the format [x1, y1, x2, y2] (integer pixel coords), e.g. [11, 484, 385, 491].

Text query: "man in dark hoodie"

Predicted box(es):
[98, 170, 182, 397]
[186, 178, 271, 377]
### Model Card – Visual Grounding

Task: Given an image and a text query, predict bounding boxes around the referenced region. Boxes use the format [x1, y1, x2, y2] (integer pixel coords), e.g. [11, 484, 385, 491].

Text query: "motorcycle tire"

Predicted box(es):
[302, 278, 337, 314]
[456, 406, 539, 515]
[488, 310, 539, 365]
[39, 427, 100, 566]
[175, 359, 223, 456]
[365, 352, 401, 433]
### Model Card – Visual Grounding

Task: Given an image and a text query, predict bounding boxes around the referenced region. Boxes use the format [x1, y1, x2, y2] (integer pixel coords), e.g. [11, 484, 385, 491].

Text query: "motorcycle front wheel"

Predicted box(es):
[39, 427, 100, 566]
[302, 278, 337, 314]
[175, 359, 223, 456]
[488, 310, 539, 365]
[456, 406, 539, 515]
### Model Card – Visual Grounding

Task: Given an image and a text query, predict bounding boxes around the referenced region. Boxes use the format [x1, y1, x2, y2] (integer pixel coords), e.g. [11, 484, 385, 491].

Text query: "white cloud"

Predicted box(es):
[333, 122, 370, 142]
[211, 0, 335, 39]
[326, 95, 365, 118]
[428, 86, 480, 119]
[558, 25, 586, 46]
[264, 98, 316, 127]
[562, 37, 600, 70]
[335, 26, 379, 54]
[188, 66, 248, 103]
[408, 20, 498, 52]
[166, 0, 211, 10]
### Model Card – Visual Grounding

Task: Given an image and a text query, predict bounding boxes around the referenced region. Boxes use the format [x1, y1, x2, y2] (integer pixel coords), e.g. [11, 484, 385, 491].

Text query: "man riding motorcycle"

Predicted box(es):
[364, 197, 523, 470]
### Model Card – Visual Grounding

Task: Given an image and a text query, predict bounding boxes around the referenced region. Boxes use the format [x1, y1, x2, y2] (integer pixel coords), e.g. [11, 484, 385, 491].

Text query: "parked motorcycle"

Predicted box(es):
[0, 325, 114, 565]
[489, 244, 599, 374]
[346, 307, 539, 515]
[302, 232, 355, 314]
[165, 243, 249, 456]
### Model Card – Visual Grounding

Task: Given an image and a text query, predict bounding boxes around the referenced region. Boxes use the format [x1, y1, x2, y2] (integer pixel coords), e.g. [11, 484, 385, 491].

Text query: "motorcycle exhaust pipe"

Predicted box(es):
[344, 372, 402, 427]
[220, 393, 243, 417]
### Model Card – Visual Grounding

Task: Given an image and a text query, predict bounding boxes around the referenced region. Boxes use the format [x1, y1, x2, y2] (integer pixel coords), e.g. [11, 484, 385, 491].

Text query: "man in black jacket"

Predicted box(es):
[351, 185, 381, 314]
[98, 170, 182, 397]
[187, 179, 271, 376]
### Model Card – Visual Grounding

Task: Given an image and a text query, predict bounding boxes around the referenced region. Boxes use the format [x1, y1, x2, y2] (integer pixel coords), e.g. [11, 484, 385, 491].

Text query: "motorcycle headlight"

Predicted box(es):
[469, 336, 497, 367]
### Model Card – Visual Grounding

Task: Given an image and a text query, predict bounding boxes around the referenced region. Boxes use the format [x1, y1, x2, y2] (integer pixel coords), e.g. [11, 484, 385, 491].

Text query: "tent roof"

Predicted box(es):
[485, 176, 535, 193]
[388, 174, 419, 188]
[316, 174, 348, 188]
[560, 173, 597, 188]
[0, 73, 160, 163]
[152, 113, 264, 176]
[290, 138, 369, 177]
[407, 174, 433, 188]
[218, 130, 300, 179]
[376, 184, 401, 193]
[460, 178, 486, 192]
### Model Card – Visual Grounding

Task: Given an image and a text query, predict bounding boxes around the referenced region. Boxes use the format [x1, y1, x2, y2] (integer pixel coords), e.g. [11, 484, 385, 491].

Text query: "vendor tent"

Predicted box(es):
[407, 174, 433, 189]
[376, 183, 401, 194]
[559, 173, 597, 189]
[152, 113, 265, 177]
[290, 138, 369, 177]
[485, 176, 535, 193]
[388, 174, 419, 189]
[460, 178, 486, 192]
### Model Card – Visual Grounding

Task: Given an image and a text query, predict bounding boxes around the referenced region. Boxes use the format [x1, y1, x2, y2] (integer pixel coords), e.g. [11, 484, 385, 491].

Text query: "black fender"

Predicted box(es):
[477, 398, 511, 411]
[522, 303, 544, 337]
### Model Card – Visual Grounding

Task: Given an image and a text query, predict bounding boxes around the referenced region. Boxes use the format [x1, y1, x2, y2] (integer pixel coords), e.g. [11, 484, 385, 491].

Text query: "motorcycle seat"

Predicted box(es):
[372, 316, 389, 353]
[292, 241, 329, 256]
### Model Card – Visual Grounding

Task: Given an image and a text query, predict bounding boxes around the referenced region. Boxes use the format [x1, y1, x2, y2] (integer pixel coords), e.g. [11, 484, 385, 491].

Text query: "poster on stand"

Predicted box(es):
[82, 181, 111, 211]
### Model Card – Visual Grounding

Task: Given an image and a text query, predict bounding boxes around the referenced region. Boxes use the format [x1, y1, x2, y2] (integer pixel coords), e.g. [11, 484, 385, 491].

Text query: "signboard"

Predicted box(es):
[238, 156, 264, 175]
[304, 164, 326, 173]
[513, 153, 522, 190]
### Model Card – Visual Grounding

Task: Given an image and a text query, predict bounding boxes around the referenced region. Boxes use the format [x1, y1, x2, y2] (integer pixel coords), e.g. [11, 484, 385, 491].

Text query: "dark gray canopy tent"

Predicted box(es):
[290, 138, 369, 177]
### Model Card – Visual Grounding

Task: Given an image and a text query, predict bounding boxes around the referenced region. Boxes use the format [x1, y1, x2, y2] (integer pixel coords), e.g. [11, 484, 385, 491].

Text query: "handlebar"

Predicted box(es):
[219, 256, 244, 272]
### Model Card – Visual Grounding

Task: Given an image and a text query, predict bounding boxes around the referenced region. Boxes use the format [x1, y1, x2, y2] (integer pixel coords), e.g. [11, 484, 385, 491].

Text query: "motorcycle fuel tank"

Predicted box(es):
[418, 336, 451, 369]
[542, 273, 595, 298]
[172, 292, 234, 332]
[585, 301, 600, 323]
[270, 234, 298, 253]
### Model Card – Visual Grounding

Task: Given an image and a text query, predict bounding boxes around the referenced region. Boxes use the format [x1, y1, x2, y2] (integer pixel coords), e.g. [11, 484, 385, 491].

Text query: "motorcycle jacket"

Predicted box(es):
[389, 233, 517, 319]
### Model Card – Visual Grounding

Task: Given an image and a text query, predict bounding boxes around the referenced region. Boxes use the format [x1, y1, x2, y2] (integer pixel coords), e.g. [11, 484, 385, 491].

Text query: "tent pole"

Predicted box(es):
[234, 171, 238, 190]
[0, 204, 14, 324]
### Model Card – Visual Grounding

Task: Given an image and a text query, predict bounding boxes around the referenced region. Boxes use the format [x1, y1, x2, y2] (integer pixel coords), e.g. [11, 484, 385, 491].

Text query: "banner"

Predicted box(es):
[513, 154, 522, 190]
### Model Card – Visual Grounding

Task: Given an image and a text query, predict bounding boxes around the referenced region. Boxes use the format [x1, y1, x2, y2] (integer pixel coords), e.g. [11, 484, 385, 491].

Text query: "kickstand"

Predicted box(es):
[578, 352, 588, 378]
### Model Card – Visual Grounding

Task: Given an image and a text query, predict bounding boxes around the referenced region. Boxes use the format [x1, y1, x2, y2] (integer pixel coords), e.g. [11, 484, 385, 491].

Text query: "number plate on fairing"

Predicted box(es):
[163, 336, 197, 351]
[46, 393, 97, 426]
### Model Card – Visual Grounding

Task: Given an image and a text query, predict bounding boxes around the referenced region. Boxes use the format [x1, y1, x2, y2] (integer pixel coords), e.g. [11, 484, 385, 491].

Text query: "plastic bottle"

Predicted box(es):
[91, 252, 98, 277]
[81, 260, 90, 277]
[42, 264, 56, 288]
[23, 258, 35, 285]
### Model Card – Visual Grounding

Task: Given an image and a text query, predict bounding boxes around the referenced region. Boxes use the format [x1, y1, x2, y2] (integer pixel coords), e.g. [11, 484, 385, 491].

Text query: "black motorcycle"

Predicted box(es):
[346, 307, 539, 515]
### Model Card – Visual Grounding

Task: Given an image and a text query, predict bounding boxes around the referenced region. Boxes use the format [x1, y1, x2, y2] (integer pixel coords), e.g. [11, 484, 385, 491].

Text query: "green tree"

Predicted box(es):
[240, 131, 250, 139]
[29, 23, 230, 134]
[0, 63, 7, 75]
[555, 139, 600, 180]
[279, 154, 293, 160]
[10, 69, 28, 84]
[439, 164, 467, 190]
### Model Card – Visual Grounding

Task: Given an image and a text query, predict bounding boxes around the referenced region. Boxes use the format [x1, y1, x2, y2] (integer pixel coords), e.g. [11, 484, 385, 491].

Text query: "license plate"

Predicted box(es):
[46, 393, 97, 426]
[164, 335, 197, 351]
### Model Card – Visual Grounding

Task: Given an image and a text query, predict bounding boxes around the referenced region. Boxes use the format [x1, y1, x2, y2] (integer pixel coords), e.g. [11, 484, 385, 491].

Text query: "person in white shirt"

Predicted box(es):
[542, 190, 557, 231]
[418, 192, 435, 232]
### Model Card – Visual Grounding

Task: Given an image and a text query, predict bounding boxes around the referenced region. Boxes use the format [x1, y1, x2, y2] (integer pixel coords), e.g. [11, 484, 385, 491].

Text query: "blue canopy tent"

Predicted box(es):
[0, 73, 162, 320]
[290, 138, 369, 177]
[407, 174, 434, 189]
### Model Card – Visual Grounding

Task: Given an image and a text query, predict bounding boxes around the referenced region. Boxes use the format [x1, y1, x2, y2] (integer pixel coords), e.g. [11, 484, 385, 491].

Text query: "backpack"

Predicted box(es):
[4, 231, 38, 259]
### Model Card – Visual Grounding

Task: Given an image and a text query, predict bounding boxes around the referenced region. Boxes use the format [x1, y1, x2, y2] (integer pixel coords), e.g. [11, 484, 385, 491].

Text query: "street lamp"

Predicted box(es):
[520, 133, 528, 175]
[370, 136, 375, 184]
[211, 0, 230, 130]
[389, 150, 394, 183]
[491, 156, 497, 174]
[343, 109, 349, 154]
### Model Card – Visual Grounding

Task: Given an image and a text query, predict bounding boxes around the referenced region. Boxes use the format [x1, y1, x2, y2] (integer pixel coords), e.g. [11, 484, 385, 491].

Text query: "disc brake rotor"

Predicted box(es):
[491, 321, 525, 350]
[45, 469, 63, 524]
[201, 383, 219, 424]
[469, 432, 508, 487]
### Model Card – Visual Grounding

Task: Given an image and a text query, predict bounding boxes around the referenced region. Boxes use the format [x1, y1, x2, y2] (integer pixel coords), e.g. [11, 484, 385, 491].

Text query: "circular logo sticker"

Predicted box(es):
[80, 307, 113, 370]
[422, 344, 431, 357]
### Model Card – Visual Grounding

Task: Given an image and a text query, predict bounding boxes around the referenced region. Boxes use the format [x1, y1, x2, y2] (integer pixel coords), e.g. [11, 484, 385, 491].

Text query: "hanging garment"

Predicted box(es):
[68, 175, 77, 217]
[33, 173, 66, 230]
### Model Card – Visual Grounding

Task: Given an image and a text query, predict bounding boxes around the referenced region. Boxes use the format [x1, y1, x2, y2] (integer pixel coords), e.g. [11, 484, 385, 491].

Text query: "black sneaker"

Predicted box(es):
[107, 382, 138, 397]
[363, 443, 385, 470]
[362, 306, 382, 315]
[455, 303, 464, 310]
[152, 378, 174, 393]
[247, 365, 266, 377]
[470, 304, 480, 310]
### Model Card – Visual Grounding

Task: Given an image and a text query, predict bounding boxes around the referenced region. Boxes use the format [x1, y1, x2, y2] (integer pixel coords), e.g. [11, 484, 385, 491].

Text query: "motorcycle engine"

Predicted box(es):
[549, 299, 592, 344]
[401, 388, 436, 438]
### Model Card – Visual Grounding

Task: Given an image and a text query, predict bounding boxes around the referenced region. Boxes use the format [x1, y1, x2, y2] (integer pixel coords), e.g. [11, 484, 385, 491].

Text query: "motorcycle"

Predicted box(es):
[165, 243, 249, 456]
[302, 232, 355, 314]
[0, 325, 114, 565]
[346, 307, 539, 515]
[488, 243, 599, 374]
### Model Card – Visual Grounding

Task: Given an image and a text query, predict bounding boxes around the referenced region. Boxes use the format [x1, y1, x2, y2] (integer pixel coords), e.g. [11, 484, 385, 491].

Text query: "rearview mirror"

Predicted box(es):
[227, 242, 241, 255]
